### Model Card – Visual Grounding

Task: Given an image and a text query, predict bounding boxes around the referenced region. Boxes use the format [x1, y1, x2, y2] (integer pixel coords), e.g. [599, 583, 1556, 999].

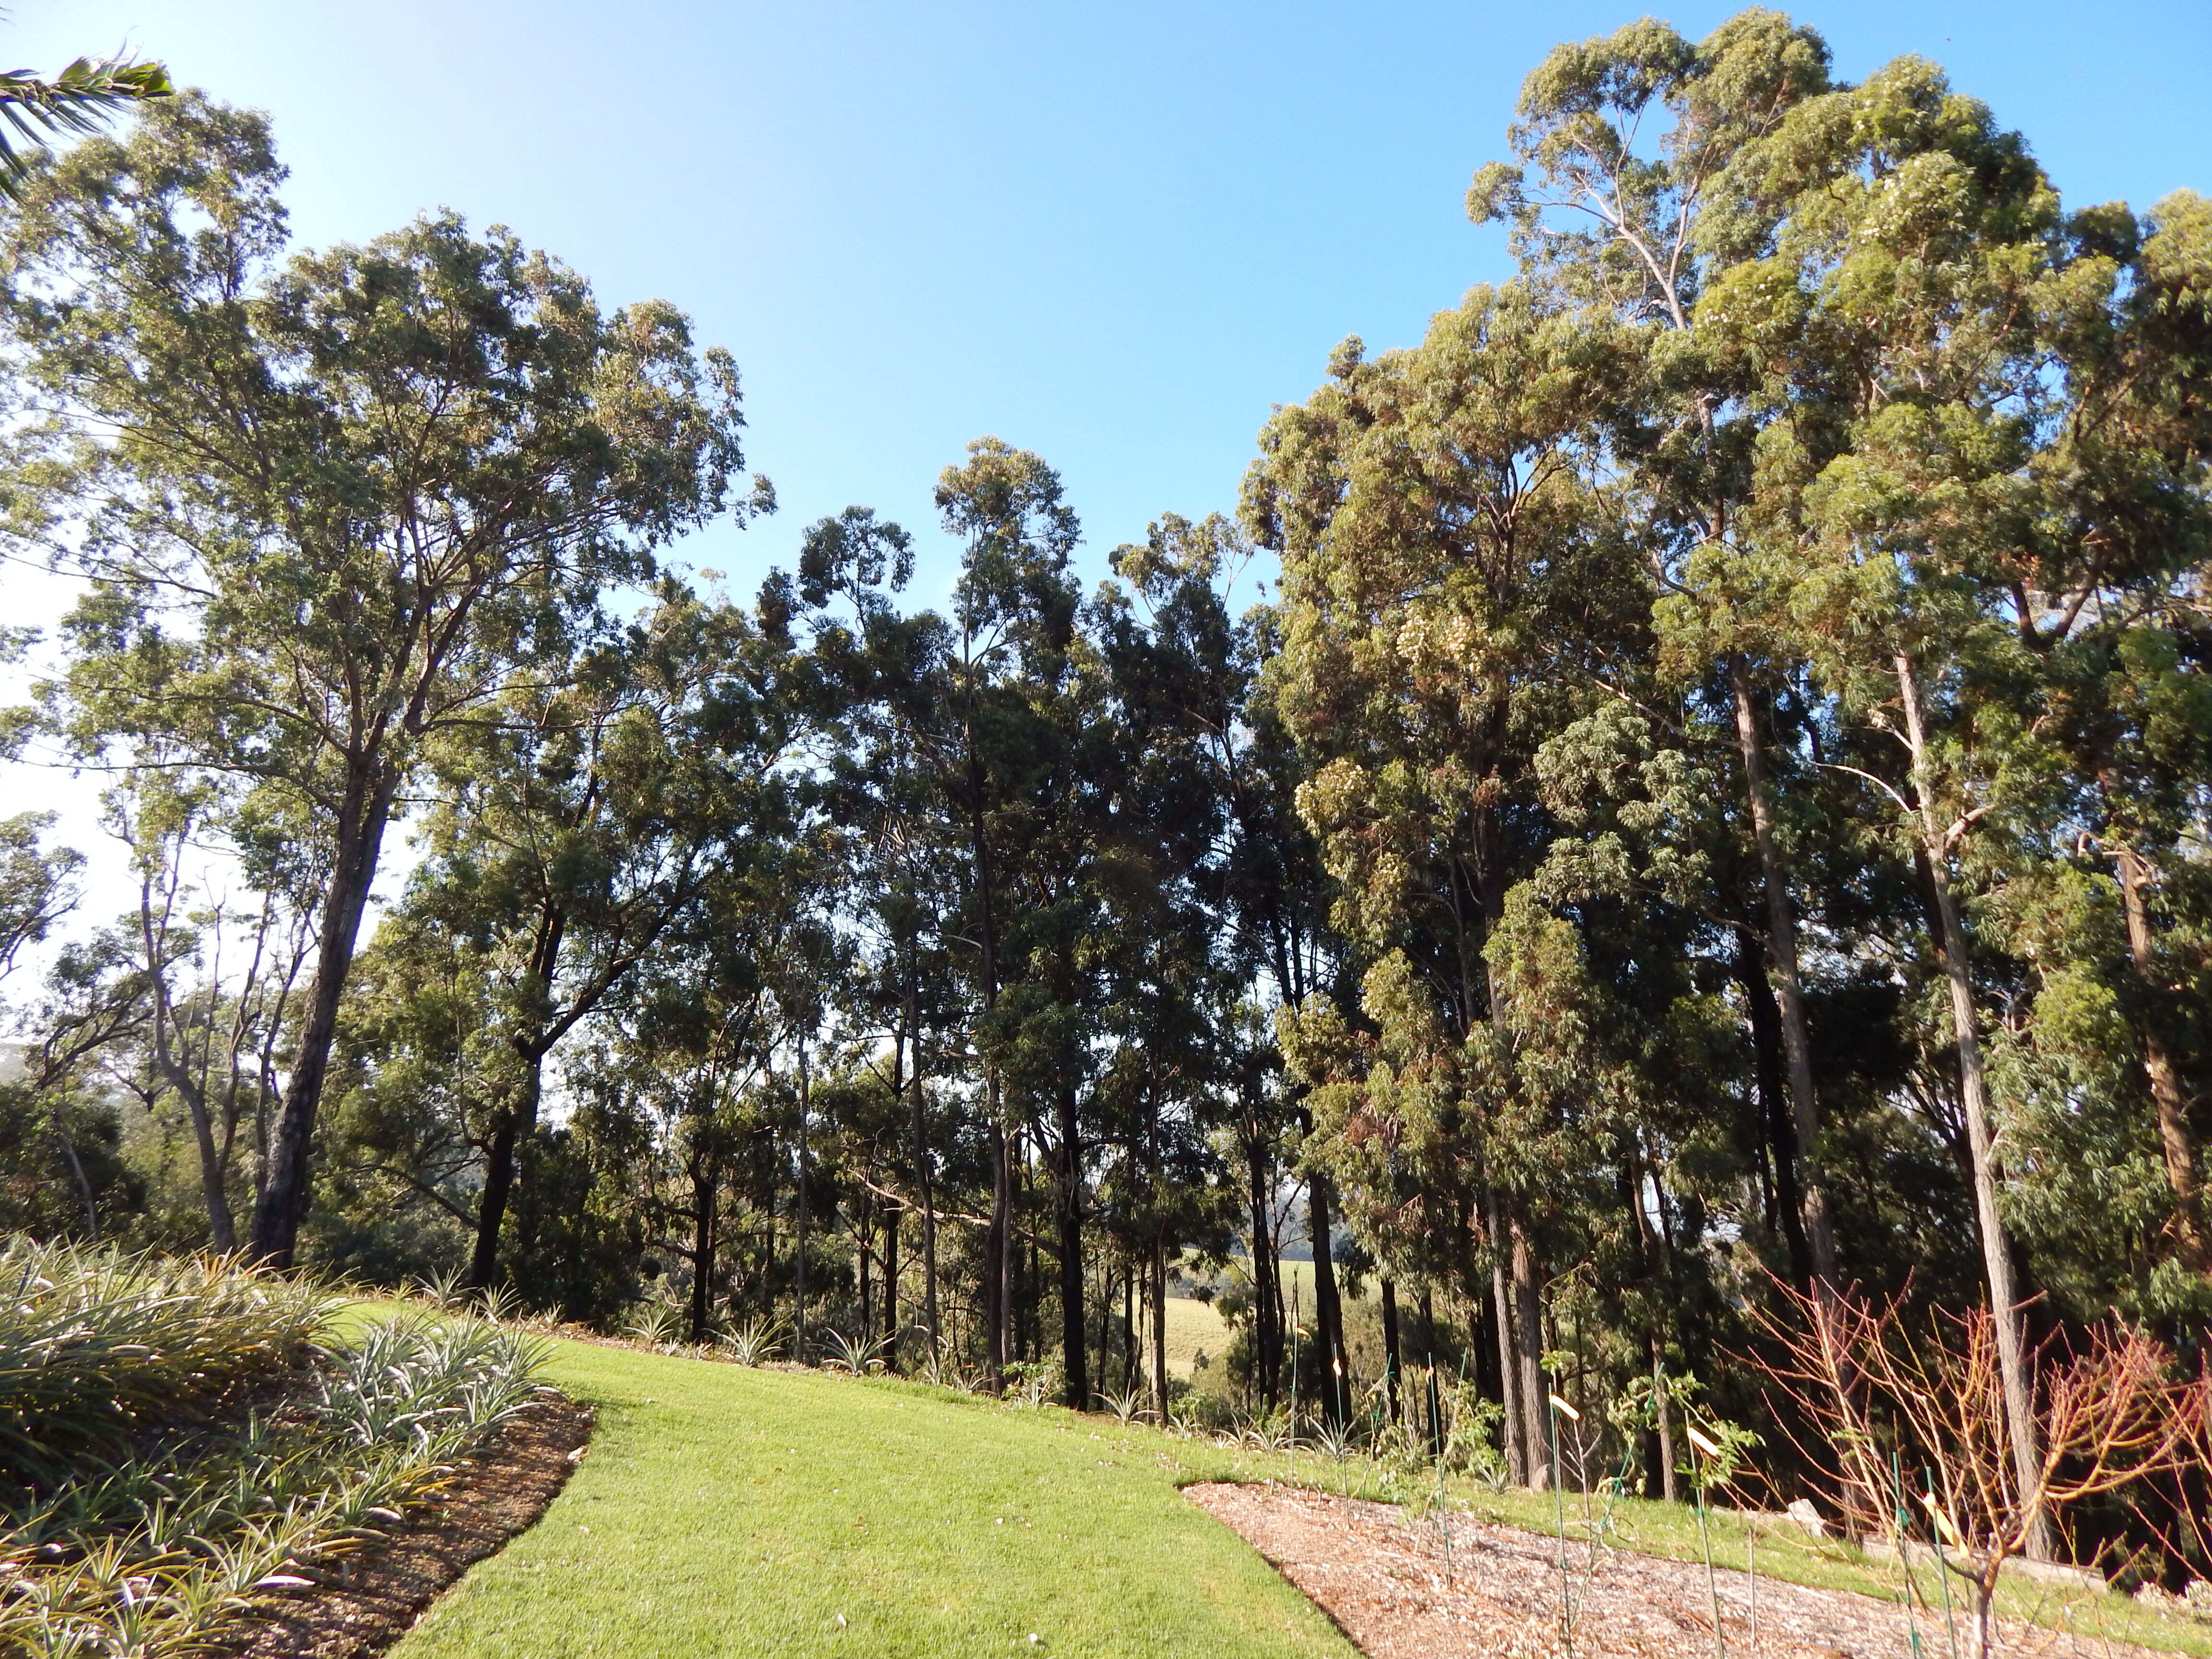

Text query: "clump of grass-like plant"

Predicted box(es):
[0, 1235, 332, 1485]
[0, 1239, 553, 1658]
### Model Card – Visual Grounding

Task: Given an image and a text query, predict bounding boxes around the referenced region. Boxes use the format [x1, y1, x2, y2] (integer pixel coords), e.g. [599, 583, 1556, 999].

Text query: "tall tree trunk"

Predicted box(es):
[986, 1124, 1010, 1382]
[139, 883, 238, 1251]
[882, 1200, 900, 1369]
[1734, 926, 1814, 1289]
[252, 764, 398, 1266]
[1058, 1086, 1087, 1407]
[1729, 660, 1839, 1293]
[1475, 814, 1544, 1484]
[53, 1104, 98, 1239]
[1380, 1277, 1403, 1425]
[1896, 650, 2049, 1558]
[1122, 1268, 1136, 1394]
[1511, 1214, 1549, 1491]
[469, 1058, 541, 1291]
[1149, 1234, 1169, 1423]
[1651, 1339, 1680, 1503]
[1249, 1138, 1282, 1407]
[905, 956, 941, 1366]
[1485, 1187, 1527, 1483]
[470, 902, 568, 1290]
[689, 1140, 716, 1344]
[1419, 1288, 1444, 1455]
[1306, 1167, 1349, 1424]
[2104, 809, 2210, 1274]
[795, 1035, 811, 1365]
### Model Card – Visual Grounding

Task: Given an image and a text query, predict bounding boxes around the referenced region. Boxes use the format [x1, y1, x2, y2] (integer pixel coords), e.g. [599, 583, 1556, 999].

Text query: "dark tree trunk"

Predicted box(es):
[1484, 1187, 1527, 1483]
[1248, 1139, 1283, 1407]
[689, 1144, 716, 1344]
[252, 764, 398, 1266]
[1419, 1289, 1443, 1455]
[1728, 660, 1838, 1292]
[1380, 1277, 1403, 1424]
[795, 1038, 811, 1365]
[1306, 1169, 1349, 1425]
[1149, 1235, 1169, 1422]
[1735, 925, 1813, 1289]
[905, 960, 941, 1367]
[2106, 815, 2209, 1273]
[1057, 1088, 1088, 1407]
[986, 1124, 1010, 1382]
[1511, 1213, 1548, 1491]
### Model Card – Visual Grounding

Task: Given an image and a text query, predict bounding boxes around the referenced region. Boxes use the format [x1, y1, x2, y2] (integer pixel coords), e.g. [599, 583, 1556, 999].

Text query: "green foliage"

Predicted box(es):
[0, 1236, 329, 1485]
[0, 1246, 550, 1657]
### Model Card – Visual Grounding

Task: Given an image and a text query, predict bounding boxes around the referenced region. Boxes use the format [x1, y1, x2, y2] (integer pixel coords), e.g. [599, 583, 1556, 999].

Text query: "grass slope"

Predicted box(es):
[388, 1326, 2212, 1659]
[392, 1338, 1353, 1659]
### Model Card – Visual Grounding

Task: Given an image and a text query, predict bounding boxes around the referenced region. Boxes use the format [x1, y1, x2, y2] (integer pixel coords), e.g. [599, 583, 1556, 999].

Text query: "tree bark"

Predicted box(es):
[1735, 925, 1814, 1289]
[141, 889, 238, 1251]
[1249, 1137, 1283, 1407]
[1511, 1213, 1549, 1491]
[688, 1138, 716, 1344]
[2106, 825, 2209, 1273]
[904, 953, 941, 1367]
[1651, 1340, 1680, 1503]
[1380, 1276, 1403, 1425]
[986, 1123, 1010, 1382]
[469, 902, 570, 1291]
[252, 763, 399, 1266]
[1149, 1233, 1169, 1423]
[1896, 650, 2049, 1558]
[795, 1034, 811, 1364]
[1307, 1168, 1349, 1424]
[1486, 1187, 1527, 1483]
[1729, 660, 1839, 1293]
[1057, 1085, 1088, 1407]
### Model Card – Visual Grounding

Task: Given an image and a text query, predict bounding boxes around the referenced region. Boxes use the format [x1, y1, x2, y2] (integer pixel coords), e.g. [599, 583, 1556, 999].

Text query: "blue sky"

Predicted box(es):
[18, 0, 2212, 601]
[5, 0, 2212, 926]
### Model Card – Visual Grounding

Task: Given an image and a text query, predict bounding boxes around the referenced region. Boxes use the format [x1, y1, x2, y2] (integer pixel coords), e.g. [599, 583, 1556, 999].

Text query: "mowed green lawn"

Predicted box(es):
[392, 1337, 1353, 1659]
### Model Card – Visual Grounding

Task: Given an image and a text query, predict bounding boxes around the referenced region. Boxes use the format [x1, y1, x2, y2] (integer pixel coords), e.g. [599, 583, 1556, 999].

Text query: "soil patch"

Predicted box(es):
[222, 1397, 594, 1659]
[1186, 1480, 2164, 1659]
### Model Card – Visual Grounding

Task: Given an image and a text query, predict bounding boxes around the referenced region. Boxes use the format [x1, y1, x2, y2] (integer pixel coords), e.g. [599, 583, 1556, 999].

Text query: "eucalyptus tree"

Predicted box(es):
[104, 766, 318, 1250]
[931, 437, 1082, 1381]
[1466, 11, 1844, 1291]
[1250, 285, 1645, 1477]
[2, 96, 766, 1265]
[1097, 513, 1331, 1415]
[397, 582, 810, 1289]
[792, 505, 955, 1363]
[0, 812, 80, 983]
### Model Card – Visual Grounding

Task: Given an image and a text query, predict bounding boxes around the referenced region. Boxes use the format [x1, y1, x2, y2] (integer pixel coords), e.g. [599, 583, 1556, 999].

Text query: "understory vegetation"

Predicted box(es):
[0, 1239, 551, 1657]
[1, 0, 2210, 1618]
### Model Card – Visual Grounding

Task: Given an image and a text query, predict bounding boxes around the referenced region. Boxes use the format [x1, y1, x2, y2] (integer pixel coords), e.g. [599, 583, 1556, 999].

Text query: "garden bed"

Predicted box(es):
[1187, 1481, 2176, 1659]
[224, 1398, 593, 1658]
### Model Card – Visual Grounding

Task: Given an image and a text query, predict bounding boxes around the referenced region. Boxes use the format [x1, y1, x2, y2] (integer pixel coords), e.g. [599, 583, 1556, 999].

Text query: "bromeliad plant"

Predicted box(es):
[0, 1236, 332, 1485]
[0, 1239, 554, 1658]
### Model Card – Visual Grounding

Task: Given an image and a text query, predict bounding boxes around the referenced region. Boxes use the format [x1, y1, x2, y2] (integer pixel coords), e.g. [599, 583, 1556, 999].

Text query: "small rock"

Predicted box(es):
[1786, 1497, 1828, 1540]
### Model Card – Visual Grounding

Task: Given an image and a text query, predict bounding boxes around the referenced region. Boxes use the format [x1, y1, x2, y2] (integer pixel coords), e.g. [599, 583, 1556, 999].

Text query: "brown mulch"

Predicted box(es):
[220, 1398, 594, 1659]
[1187, 1481, 2167, 1659]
